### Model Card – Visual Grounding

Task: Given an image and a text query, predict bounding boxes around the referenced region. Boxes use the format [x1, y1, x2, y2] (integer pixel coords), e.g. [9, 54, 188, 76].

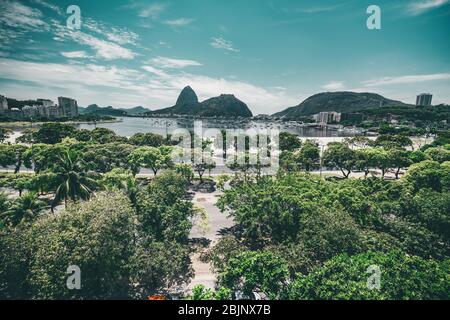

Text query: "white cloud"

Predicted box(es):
[138, 3, 166, 18]
[142, 65, 169, 77]
[167, 73, 298, 113]
[164, 18, 194, 27]
[67, 31, 136, 60]
[150, 56, 202, 69]
[210, 37, 240, 52]
[84, 18, 139, 46]
[52, 21, 137, 60]
[322, 81, 346, 91]
[0, 0, 49, 30]
[0, 58, 144, 88]
[31, 0, 64, 15]
[61, 51, 89, 59]
[290, 4, 343, 14]
[0, 57, 297, 113]
[407, 0, 450, 15]
[364, 73, 450, 86]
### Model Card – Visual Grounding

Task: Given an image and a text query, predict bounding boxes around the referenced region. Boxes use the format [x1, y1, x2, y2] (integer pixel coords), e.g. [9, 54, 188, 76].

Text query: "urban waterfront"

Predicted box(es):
[75, 116, 360, 138]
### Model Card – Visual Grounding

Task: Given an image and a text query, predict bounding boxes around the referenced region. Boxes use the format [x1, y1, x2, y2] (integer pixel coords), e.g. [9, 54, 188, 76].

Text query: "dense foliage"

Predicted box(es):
[1, 122, 449, 300]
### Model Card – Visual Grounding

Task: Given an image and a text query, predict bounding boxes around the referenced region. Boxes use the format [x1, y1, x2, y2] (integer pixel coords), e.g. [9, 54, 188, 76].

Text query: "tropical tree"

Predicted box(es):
[388, 148, 412, 179]
[174, 163, 194, 184]
[193, 148, 216, 183]
[31, 123, 76, 144]
[344, 136, 373, 149]
[128, 146, 173, 176]
[424, 146, 450, 163]
[367, 147, 390, 178]
[136, 171, 195, 243]
[81, 143, 136, 173]
[219, 251, 289, 300]
[375, 134, 413, 150]
[409, 150, 429, 164]
[90, 128, 128, 144]
[0, 128, 11, 143]
[323, 142, 356, 178]
[0, 192, 46, 230]
[354, 148, 371, 177]
[51, 150, 97, 210]
[100, 168, 138, 206]
[294, 140, 320, 172]
[0, 144, 28, 173]
[405, 160, 449, 192]
[0, 192, 11, 233]
[279, 132, 302, 152]
[129, 132, 166, 147]
[285, 251, 450, 300]
[23, 144, 66, 173]
[9, 174, 33, 196]
[279, 150, 297, 172]
[0, 191, 194, 299]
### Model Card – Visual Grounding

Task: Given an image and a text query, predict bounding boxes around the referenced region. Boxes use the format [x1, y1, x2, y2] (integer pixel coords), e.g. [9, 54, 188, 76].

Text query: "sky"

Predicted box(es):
[0, 0, 449, 115]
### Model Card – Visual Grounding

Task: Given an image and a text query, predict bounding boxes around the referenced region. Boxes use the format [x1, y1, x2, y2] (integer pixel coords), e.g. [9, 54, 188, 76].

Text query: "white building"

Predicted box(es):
[316, 111, 341, 124]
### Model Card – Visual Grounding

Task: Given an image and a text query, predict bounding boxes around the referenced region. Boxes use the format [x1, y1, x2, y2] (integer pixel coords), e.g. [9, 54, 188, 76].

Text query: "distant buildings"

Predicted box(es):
[0, 94, 79, 118]
[314, 111, 341, 124]
[416, 93, 433, 107]
[313, 111, 364, 124]
[58, 97, 79, 117]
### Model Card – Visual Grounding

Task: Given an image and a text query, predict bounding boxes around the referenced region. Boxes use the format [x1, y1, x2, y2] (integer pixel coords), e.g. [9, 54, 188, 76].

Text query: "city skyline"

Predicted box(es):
[0, 0, 449, 114]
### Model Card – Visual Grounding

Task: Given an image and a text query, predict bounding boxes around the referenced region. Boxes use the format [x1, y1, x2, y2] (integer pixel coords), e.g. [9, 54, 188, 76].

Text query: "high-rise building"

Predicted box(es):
[37, 99, 55, 108]
[22, 105, 39, 117]
[0, 95, 8, 113]
[416, 93, 433, 106]
[317, 112, 329, 123]
[58, 96, 79, 117]
[316, 111, 341, 124]
[47, 105, 61, 117]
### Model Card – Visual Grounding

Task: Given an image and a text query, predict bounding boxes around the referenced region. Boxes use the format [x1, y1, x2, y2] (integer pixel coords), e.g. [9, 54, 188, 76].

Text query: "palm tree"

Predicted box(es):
[51, 150, 97, 211]
[1, 192, 46, 229]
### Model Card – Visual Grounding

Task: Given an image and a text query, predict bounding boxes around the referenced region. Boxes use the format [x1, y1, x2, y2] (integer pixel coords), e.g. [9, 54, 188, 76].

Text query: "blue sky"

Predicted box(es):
[0, 0, 449, 114]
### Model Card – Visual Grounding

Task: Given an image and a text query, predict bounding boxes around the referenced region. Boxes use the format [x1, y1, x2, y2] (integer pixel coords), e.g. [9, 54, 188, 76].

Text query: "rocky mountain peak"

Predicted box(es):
[176, 86, 199, 106]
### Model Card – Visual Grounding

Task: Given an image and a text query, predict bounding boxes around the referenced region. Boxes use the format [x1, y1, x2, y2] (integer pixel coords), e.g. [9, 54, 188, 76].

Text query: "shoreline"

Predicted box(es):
[0, 119, 122, 130]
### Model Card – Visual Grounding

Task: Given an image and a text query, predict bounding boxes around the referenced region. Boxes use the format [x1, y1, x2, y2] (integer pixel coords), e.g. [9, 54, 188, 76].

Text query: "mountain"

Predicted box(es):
[81, 104, 127, 116]
[176, 86, 198, 106]
[119, 106, 152, 115]
[149, 86, 253, 118]
[273, 92, 408, 119]
[79, 105, 151, 116]
[200, 94, 253, 117]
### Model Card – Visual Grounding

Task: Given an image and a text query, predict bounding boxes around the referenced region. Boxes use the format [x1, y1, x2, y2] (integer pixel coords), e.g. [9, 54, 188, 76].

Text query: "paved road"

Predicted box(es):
[187, 189, 234, 291]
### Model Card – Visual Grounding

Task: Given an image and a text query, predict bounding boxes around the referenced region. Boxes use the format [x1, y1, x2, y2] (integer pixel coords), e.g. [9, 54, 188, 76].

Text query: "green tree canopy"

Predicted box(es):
[285, 251, 449, 300]
[219, 251, 289, 300]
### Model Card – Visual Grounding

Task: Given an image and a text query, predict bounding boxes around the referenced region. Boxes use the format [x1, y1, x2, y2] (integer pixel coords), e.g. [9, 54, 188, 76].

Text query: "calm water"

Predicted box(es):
[76, 117, 358, 138]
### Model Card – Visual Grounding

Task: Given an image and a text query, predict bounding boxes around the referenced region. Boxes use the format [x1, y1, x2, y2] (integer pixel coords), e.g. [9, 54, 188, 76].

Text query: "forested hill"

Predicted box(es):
[79, 105, 151, 116]
[273, 92, 408, 119]
[148, 86, 253, 118]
